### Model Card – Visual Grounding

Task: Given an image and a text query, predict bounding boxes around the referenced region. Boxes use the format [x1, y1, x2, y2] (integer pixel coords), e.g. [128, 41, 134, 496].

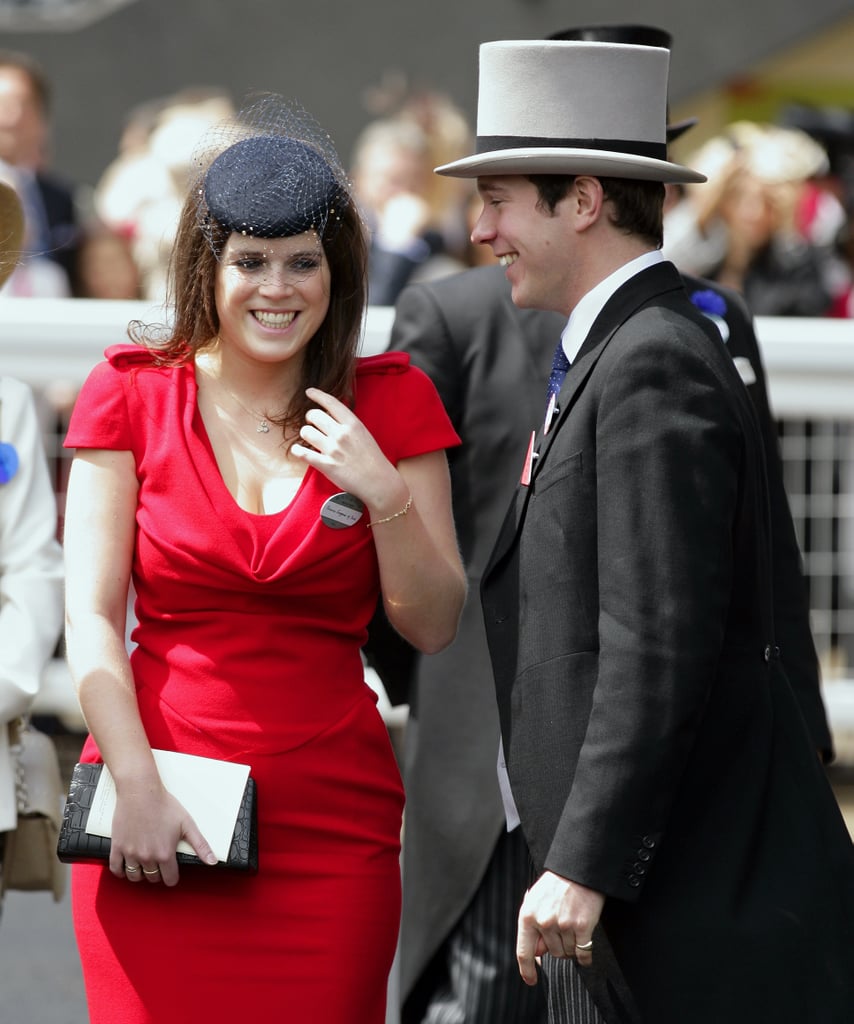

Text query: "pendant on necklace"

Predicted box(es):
[257, 419, 270, 434]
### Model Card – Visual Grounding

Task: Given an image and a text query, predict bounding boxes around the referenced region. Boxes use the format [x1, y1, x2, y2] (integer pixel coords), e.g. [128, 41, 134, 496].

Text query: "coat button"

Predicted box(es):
[764, 645, 771, 661]
[641, 836, 656, 849]
[632, 863, 647, 875]
[637, 849, 651, 862]
[628, 875, 641, 888]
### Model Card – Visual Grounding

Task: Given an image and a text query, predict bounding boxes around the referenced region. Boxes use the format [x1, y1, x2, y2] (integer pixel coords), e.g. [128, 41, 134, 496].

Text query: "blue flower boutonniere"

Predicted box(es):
[0, 441, 18, 483]
[0, 394, 18, 483]
[690, 289, 727, 317]
[690, 289, 729, 343]
[0, 394, 17, 483]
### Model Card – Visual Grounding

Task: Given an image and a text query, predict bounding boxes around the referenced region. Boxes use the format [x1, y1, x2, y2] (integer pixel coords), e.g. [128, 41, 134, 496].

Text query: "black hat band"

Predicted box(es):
[475, 135, 668, 161]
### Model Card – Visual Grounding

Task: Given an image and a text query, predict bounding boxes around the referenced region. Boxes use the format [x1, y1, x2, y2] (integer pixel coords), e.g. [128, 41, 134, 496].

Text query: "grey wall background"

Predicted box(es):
[1, 0, 853, 191]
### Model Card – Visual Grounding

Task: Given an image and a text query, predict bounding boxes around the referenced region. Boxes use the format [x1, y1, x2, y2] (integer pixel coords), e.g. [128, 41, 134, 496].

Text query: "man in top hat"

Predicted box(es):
[369, 24, 833, 1024]
[432, 37, 854, 1024]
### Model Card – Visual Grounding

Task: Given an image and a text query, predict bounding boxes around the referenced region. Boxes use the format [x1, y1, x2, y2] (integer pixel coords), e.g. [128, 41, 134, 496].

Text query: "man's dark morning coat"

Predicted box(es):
[480, 260, 854, 1023]
[367, 262, 834, 1012]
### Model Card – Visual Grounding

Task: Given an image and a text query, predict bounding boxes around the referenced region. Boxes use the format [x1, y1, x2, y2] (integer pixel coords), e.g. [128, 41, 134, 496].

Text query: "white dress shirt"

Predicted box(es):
[559, 249, 665, 364]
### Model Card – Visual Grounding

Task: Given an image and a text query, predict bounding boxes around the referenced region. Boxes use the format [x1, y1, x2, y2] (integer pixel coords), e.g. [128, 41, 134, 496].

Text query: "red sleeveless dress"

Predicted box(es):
[64, 345, 459, 1024]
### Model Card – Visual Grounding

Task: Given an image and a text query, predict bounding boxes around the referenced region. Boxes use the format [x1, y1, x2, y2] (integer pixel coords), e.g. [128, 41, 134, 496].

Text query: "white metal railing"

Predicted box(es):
[1, 299, 852, 756]
[754, 316, 854, 419]
[0, 298, 395, 384]
[0, 300, 848, 407]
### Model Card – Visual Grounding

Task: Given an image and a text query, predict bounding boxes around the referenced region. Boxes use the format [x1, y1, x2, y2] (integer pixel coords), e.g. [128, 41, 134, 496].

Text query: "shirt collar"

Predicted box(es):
[561, 249, 664, 364]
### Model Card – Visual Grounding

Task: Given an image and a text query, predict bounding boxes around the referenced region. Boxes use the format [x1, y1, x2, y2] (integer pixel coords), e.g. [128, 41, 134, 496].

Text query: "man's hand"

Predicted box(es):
[516, 870, 606, 984]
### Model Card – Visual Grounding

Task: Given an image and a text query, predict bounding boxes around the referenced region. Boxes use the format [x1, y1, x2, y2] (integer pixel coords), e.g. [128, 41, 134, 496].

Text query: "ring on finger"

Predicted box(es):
[142, 867, 160, 876]
[575, 940, 594, 952]
[124, 863, 141, 873]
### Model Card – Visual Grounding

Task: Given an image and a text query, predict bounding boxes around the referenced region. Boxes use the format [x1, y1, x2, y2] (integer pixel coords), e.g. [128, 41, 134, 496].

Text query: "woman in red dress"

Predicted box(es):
[62, 96, 466, 1023]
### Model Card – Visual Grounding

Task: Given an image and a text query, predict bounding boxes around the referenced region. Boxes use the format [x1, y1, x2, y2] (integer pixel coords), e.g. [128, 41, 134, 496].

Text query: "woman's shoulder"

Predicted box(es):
[102, 343, 183, 372]
[83, 345, 188, 394]
[68, 345, 190, 450]
[353, 349, 460, 453]
[355, 351, 411, 377]
[354, 350, 438, 405]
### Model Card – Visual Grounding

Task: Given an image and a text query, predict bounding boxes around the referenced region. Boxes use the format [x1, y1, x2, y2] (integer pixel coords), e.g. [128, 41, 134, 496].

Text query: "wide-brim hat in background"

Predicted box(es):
[0, 177, 24, 288]
[436, 40, 706, 184]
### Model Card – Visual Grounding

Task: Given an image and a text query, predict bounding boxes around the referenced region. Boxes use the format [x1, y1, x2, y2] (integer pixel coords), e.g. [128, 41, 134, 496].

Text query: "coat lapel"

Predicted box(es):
[485, 262, 685, 576]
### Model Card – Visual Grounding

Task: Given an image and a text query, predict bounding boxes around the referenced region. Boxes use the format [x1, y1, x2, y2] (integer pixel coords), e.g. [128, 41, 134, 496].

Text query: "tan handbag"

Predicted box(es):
[1, 719, 67, 901]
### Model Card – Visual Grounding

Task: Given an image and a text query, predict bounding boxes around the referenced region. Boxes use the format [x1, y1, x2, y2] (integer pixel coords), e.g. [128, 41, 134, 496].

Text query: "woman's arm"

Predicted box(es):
[294, 388, 466, 653]
[64, 448, 150, 770]
[371, 448, 466, 653]
[64, 449, 216, 884]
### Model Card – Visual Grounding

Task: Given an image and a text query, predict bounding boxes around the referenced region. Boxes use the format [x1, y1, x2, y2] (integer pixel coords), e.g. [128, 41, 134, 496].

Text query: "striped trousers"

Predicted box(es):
[541, 928, 643, 1024]
[404, 825, 548, 1024]
[541, 957, 606, 1024]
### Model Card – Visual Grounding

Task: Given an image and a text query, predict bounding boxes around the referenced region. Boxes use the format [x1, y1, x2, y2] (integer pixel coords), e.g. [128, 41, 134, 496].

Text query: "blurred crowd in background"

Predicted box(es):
[1, 46, 853, 318]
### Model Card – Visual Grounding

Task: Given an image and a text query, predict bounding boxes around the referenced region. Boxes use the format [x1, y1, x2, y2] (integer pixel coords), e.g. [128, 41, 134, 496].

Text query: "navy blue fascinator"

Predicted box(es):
[204, 136, 344, 239]
[194, 94, 352, 255]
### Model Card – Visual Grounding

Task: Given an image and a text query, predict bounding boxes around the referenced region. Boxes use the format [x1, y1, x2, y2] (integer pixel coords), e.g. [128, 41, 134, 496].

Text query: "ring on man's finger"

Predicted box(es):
[124, 863, 141, 873]
[575, 940, 594, 952]
[142, 867, 160, 876]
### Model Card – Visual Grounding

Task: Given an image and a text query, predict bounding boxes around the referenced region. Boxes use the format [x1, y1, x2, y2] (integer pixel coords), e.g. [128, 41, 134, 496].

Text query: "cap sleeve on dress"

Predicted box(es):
[355, 352, 460, 462]
[63, 344, 154, 451]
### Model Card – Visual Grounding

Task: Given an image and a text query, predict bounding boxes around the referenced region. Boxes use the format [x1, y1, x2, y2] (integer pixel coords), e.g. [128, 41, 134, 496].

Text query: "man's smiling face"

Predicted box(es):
[470, 176, 578, 315]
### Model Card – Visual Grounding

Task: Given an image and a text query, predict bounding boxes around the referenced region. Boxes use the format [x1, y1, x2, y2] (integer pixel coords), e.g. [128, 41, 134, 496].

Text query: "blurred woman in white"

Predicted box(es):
[0, 177, 64, 895]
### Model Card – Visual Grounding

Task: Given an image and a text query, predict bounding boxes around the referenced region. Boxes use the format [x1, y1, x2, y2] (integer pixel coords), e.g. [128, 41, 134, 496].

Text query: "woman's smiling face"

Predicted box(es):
[214, 230, 331, 367]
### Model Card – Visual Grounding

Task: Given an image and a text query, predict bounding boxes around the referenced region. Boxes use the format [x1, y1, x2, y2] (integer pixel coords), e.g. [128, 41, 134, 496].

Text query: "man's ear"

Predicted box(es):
[571, 176, 605, 230]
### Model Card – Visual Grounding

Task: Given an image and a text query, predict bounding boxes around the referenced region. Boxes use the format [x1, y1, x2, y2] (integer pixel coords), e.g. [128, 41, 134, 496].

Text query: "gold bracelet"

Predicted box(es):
[367, 495, 413, 528]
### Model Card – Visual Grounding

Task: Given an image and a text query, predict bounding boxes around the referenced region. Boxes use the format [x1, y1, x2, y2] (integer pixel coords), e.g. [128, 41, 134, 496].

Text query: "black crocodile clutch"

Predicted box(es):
[56, 761, 258, 872]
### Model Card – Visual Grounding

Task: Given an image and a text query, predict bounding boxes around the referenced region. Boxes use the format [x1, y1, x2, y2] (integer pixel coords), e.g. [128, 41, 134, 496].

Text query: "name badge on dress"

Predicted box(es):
[320, 492, 365, 529]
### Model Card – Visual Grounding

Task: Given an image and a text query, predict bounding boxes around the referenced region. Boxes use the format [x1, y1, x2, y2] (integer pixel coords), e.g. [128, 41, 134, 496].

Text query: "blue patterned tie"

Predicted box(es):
[547, 339, 571, 400]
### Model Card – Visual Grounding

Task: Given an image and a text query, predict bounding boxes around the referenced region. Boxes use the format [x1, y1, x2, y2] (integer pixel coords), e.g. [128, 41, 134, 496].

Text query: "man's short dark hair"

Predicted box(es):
[527, 173, 665, 248]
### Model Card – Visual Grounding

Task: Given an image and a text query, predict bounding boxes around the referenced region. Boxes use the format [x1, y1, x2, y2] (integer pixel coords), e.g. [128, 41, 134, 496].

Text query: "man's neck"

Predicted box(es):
[561, 238, 659, 317]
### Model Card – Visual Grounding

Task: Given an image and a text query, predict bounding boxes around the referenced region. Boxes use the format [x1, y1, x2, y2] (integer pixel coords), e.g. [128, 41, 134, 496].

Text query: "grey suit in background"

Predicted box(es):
[385, 264, 557, 1023]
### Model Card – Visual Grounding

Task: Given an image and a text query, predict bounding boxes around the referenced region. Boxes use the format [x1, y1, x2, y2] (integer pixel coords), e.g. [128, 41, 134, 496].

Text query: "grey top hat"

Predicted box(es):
[436, 40, 705, 184]
[547, 25, 698, 143]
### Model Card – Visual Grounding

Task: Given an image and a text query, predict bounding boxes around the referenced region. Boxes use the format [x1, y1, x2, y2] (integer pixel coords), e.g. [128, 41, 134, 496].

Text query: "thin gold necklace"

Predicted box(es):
[223, 386, 271, 434]
[199, 367, 272, 434]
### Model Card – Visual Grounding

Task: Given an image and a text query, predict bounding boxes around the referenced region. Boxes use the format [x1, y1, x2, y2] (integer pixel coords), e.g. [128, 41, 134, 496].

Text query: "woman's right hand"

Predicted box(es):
[109, 781, 217, 886]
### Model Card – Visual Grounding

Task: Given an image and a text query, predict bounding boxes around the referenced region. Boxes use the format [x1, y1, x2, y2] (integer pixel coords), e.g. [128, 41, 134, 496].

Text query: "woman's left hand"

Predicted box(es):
[293, 387, 466, 655]
[291, 388, 402, 511]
